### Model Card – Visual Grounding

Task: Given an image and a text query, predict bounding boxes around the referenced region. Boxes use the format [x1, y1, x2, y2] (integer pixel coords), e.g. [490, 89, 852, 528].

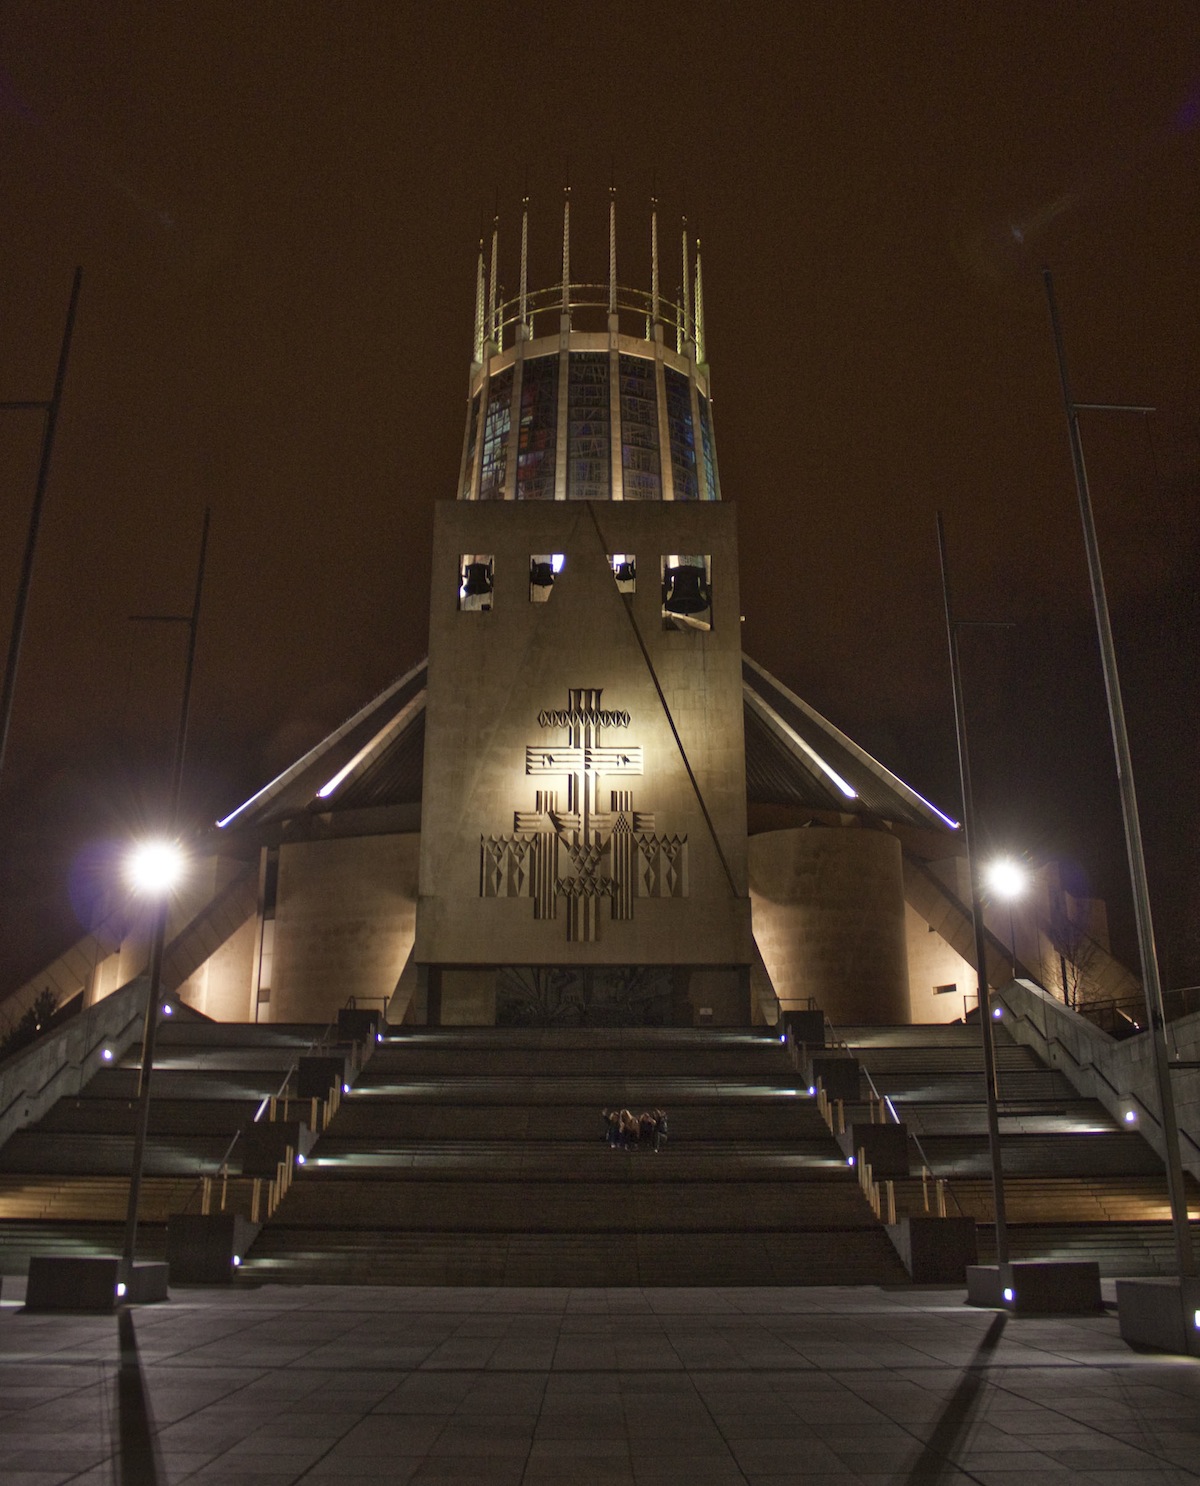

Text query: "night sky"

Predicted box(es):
[1, 4, 1197, 998]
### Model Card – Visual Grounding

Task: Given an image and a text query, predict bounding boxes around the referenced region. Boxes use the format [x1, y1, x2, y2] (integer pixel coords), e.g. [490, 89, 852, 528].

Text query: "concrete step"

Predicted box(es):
[269, 1177, 878, 1232]
[241, 1227, 910, 1287]
[975, 1221, 1200, 1277]
[0, 1221, 167, 1276]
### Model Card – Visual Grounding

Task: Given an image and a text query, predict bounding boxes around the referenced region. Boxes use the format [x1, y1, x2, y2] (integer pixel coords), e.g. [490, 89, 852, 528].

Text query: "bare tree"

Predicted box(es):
[1048, 901, 1101, 1010]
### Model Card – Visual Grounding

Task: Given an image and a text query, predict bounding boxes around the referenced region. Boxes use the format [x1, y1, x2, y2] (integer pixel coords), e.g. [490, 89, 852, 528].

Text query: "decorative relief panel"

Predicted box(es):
[480, 687, 688, 942]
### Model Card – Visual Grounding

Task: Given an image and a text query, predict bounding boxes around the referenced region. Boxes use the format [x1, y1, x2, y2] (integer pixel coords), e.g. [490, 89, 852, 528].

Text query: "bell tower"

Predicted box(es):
[414, 191, 753, 1027]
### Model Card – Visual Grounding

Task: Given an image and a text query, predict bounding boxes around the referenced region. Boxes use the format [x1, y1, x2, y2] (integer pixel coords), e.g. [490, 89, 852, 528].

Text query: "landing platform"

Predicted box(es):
[2, 1278, 1197, 1483]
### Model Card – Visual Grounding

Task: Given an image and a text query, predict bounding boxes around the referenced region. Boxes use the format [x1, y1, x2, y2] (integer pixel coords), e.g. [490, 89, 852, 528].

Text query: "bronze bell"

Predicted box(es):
[461, 561, 494, 597]
[662, 564, 709, 614]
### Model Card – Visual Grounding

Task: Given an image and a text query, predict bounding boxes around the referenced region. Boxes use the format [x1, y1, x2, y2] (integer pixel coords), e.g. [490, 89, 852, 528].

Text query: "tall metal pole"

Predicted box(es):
[120, 509, 211, 1283]
[1043, 269, 1195, 1278]
[937, 513, 1010, 1267]
[0, 268, 83, 784]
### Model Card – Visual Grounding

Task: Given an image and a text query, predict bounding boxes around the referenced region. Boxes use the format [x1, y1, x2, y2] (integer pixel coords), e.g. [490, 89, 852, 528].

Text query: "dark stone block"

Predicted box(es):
[1117, 1277, 1200, 1356]
[781, 1010, 826, 1047]
[807, 1055, 860, 1101]
[887, 1217, 977, 1282]
[338, 1008, 382, 1043]
[26, 1256, 169, 1311]
[297, 1054, 349, 1099]
[241, 1119, 315, 1176]
[967, 1260, 1104, 1314]
[847, 1121, 910, 1177]
[1005, 1260, 1103, 1314]
[168, 1215, 261, 1284]
[966, 1263, 1005, 1307]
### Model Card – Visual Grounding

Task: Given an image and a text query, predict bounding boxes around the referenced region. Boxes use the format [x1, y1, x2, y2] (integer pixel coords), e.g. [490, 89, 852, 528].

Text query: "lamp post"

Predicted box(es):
[118, 509, 210, 1286]
[984, 857, 1030, 984]
[1043, 270, 1195, 1282]
[0, 268, 83, 786]
[936, 513, 1011, 1270]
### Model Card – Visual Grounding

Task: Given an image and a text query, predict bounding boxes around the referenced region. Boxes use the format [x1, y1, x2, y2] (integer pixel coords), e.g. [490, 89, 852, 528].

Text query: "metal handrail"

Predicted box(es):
[175, 1009, 354, 1218]
[822, 1013, 967, 1220]
[491, 281, 690, 345]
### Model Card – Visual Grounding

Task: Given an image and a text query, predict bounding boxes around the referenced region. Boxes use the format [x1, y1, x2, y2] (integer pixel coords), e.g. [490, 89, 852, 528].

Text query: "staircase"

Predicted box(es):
[0, 1019, 320, 1275]
[5, 1014, 1193, 1286]
[239, 1028, 909, 1286]
[838, 1021, 1200, 1275]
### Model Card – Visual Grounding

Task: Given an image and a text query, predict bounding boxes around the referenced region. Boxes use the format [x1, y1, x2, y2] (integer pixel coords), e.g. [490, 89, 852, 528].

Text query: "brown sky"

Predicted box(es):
[1, 2, 1198, 991]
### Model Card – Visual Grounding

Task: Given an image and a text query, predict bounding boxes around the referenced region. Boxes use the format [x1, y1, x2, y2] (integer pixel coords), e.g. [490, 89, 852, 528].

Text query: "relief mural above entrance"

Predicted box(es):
[480, 687, 688, 942]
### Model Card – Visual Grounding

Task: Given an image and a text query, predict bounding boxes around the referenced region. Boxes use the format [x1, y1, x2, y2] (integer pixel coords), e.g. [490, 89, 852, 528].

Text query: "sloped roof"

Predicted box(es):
[215, 654, 956, 836]
[741, 657, 958, 831]
[215, 659, 428, 832]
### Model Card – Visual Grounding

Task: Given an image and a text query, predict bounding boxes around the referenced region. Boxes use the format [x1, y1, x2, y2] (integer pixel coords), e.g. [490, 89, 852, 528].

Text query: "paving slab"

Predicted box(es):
[1, 1279, 1198, 1484]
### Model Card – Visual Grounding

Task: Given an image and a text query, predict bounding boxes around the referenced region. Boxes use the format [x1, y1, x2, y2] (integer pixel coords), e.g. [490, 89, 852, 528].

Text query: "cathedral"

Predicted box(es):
[6, 195, 1139, 1034]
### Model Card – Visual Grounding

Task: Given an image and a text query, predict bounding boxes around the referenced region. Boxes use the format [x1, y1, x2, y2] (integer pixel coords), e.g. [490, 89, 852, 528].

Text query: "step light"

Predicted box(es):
[162, 1003, 174, 1016]
[807, 1086, 816, 1096]
[342, 1083, 350, 1094]
[1123, 1109, 1137, 1124]
[232, 1256, 241, 1267]
[101, 1047, 114, 1062]
[847, 1155, 855, 1166]
[992, 1006, 1003, 1020]
[296, 1153, 306, 1165]
[115, 1282, 126, 1298]
[1003, 1287, 1015, 1303]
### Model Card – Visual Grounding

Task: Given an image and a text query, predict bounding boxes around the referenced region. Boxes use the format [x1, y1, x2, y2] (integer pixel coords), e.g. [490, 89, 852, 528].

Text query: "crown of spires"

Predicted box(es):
[469, 185, 704, 364]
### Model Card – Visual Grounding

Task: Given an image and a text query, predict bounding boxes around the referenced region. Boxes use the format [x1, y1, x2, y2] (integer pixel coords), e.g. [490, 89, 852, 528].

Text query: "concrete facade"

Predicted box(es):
[748, 825, 910, 1025]
[417, 501, 753, 984]
[270, 833, 420, 1023]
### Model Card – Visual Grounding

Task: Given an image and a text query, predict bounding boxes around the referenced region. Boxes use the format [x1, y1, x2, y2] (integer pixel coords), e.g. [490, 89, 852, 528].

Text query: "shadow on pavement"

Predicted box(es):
[903, 1312, 1007, 1483]
[117, 1308, 163, 1486]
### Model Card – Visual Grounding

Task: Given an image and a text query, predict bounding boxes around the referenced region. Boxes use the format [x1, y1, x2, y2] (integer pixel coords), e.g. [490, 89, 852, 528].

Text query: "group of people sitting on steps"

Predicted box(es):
[602, 1108, 668, 1152]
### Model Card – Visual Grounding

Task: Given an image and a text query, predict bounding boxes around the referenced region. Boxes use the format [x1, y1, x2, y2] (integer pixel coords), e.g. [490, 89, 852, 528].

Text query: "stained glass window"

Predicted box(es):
[664, 367, 698, 502]
[461, 390, 480, 500]
[698, 393, 719, 501]
[516, 355, 558, 501]
[479, 367, 513, 501]
[618, 353, 661, 501]
[567, 352, 610, 500]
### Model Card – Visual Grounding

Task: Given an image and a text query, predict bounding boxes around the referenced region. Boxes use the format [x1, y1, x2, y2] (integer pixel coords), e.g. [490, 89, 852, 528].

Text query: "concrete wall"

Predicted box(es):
[997, 978, 1200, 1186]
[749, 826, 909, 1025]
[175, 910, 258, 1021]
[270, 833, 419, 1023]
[417, 501, 753, 973]
[904, 901, 978, 1023]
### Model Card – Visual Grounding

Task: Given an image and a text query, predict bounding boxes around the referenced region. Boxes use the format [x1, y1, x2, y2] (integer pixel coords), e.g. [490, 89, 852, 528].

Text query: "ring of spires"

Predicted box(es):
[472, 189, 705, 365]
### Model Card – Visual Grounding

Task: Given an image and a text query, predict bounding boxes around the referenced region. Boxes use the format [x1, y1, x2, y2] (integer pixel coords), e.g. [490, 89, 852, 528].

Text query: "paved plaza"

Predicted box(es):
[1, 1278, 1198, 1485]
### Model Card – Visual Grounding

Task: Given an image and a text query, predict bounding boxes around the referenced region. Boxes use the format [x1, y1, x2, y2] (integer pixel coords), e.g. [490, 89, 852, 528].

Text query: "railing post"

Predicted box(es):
[200, 1175, 212, 1216]
[885, 1180, 896, 1224]
[836, 1099, 845, 1135]
[220, 1165, 228, 1213]
[936, 1179, 947, 1218]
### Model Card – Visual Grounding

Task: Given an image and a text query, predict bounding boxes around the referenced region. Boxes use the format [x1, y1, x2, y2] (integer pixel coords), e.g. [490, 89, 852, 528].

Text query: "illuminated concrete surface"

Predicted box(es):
[2, 1278, 1198, 1484]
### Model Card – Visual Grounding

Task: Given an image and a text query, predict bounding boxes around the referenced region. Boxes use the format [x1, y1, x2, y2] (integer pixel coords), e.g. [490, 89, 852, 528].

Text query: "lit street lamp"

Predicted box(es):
[118, 508, 210, 1291]
[119, 836, 187, 1282]
[984, 857, 1030, 984]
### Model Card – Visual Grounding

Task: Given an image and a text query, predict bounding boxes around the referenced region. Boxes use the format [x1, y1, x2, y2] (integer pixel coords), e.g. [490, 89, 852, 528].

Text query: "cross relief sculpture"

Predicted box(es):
[481, 687, 688, 941]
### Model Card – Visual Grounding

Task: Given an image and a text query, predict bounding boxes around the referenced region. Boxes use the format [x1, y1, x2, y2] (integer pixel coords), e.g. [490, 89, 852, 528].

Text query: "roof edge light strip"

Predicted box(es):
[742, 654, 960, 830]
[744, 688, 857, 800]
[316, 690, 426, 801]
[216, 658, 428, 829]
